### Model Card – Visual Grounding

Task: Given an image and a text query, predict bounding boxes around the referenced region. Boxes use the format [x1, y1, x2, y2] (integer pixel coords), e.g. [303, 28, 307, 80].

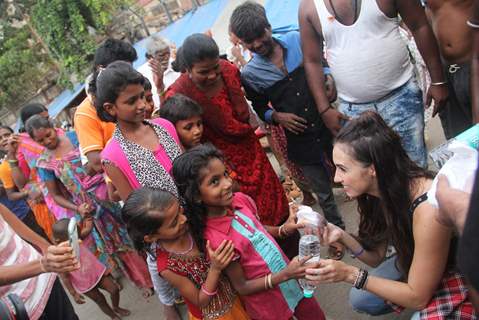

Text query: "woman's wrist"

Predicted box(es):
[345, 265, 360, 285]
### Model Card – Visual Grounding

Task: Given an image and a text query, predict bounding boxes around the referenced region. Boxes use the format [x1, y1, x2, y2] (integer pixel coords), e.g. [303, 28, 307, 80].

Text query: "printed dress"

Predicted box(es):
[156, 249, 249, 320]
[36, 131, 152, 289]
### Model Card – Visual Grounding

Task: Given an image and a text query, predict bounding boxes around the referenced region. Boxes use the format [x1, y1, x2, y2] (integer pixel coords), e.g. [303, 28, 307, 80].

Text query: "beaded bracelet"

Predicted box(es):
[200, 285, 217, 296]
[353, 269, 369, 290]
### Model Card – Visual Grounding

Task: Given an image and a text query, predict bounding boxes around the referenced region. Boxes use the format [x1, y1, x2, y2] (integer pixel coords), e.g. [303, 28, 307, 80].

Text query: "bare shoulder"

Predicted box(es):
[412, 201, 451, 241]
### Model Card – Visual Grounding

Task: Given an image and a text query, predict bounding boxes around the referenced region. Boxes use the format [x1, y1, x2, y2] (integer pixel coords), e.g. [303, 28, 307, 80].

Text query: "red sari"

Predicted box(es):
[166, 60, 288, 226]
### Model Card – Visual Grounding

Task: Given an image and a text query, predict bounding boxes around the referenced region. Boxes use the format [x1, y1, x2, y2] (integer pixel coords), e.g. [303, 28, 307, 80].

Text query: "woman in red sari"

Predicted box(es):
[166, 34, 291, 243]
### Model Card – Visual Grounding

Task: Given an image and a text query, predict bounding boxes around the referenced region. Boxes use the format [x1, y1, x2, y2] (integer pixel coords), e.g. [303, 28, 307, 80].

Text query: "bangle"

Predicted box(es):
[431, 81, 447, 86]
[319, 106, 332, 117]
[267, 273, 273, 289]
[7, 159, 19, 167]
[278, 225, 285, 238]
[200, 285, 217, 296]
[264, 274, 269, 290]
[350, 247, 364, 259]
[353, 269, 369, 290]
[467, 20, 479, 29]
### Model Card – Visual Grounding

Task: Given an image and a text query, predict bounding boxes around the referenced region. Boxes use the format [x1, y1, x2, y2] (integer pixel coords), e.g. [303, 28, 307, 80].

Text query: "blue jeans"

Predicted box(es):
[349, 255, 402, 316]
[339, 78, 427, 168]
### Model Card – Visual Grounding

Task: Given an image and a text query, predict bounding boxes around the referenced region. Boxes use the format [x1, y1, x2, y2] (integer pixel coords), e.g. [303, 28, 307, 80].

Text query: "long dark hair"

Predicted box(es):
[172, 144, 224, 253]
[171, 33, 219, 73]
[335, 111, 434, 274]
[92, 60, 145, 123]
[121, 188, 177, 254]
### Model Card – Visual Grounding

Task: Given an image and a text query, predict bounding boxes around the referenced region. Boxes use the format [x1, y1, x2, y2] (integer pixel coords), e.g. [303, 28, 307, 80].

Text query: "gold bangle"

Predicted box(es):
[264, 274, 269, 290]
[267, 274, 273, 289]
[278, 225, 285, 238]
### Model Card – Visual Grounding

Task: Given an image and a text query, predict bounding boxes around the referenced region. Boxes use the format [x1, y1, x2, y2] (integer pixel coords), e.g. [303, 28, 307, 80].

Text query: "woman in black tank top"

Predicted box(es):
[304, 111, 473, 318]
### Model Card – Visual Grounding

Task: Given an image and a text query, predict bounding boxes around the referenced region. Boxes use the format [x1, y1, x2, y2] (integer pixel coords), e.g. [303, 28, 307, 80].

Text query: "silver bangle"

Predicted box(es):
[431, 81, 447, 86]
[467, 20, 479, 29]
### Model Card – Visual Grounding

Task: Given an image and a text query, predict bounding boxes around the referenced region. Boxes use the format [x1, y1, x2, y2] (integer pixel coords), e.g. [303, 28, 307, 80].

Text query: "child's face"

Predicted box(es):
[175, 115, 203, 149]
[198, 158, 234, 209]
[144, 89, 154, 119]
[105, 84, 146, 124]
[144, 199, 188, 243]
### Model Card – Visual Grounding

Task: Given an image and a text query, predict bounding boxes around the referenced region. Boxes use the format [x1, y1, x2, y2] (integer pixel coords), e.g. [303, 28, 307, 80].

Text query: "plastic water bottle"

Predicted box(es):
[298, 234, 321, 298]
[296, 205, 327, 237]
[429, 124, 479, 169]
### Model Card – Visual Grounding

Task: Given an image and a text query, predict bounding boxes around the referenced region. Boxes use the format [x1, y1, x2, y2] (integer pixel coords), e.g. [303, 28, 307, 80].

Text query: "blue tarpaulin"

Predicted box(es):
[134, 0, 229, 68]
[265, 0, 300, 33]
[47, 83, 85, 118]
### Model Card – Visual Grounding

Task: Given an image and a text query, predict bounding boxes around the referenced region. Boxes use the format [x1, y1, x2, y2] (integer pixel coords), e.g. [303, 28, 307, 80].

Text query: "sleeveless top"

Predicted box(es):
[0, 214, 56, 320]
[314, 0, 414, 103]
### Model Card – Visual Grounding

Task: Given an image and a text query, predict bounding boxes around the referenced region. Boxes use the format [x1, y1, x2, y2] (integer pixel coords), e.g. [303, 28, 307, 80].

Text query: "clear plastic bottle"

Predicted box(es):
[298, 234, 321, 298]
[429, 124, 479, 169]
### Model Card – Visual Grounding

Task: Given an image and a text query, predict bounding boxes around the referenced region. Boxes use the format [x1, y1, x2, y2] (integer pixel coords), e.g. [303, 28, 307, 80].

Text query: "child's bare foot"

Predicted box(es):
[114, 307, 131, 317]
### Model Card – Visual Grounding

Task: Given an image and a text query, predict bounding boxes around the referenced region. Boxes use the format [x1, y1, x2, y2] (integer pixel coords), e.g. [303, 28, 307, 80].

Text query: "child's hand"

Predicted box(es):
[73, 292, 85, 304]
[284, 256, 311, 280]
[206, 240, 235, 272]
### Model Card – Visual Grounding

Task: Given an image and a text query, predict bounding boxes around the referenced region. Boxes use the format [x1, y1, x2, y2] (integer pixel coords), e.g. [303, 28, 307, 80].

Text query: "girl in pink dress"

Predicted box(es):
[52, 218, 130, 320]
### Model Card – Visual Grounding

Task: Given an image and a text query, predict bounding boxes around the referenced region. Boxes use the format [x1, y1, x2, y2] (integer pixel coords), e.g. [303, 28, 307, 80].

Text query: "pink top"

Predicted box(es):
[204, 193, 303, 320]
[68, 244, 106, 293]
[0, 213, 56, 320]
[101, 118, 181, 190]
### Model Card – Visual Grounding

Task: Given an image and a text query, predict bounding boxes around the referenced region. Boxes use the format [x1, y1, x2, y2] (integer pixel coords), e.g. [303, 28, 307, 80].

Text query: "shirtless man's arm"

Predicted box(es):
[299, 0, 348, 136]
[396, 0, 448, 116]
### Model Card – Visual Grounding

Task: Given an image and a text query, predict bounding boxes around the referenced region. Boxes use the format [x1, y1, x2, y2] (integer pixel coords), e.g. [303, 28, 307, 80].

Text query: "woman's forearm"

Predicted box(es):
[0, 261, 44, 286]
[339, 231, 385, 267]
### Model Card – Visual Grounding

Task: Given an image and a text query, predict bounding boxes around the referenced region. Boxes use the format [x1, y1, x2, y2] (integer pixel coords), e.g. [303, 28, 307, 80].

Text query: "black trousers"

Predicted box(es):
[39, 279, 78, 320]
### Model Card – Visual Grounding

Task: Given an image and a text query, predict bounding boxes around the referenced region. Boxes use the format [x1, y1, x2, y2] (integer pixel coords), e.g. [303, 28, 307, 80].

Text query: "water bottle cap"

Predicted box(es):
[297, 206, 322, 226]
[303, 291, 314, 298]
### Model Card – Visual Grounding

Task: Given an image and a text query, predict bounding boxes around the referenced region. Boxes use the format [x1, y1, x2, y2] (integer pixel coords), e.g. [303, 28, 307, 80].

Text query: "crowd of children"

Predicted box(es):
[1, 1, 479, 320]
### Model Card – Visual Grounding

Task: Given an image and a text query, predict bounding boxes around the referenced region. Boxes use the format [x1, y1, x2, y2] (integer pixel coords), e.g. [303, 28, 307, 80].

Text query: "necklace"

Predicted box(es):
[160, 233, 194, 255]
[327, 0, 359, 24]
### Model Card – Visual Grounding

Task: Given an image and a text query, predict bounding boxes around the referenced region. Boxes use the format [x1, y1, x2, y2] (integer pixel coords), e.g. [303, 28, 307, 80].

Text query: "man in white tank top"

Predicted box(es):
[299, 0, 448, 168]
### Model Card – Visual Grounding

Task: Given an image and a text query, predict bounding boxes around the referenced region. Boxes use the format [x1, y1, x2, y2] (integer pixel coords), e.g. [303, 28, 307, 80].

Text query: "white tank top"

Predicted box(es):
[314, 0, 414, 103]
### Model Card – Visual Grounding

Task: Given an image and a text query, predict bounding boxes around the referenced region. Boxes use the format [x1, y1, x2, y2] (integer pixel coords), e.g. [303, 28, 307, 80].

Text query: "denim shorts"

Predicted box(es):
[339, 78, 427, 168]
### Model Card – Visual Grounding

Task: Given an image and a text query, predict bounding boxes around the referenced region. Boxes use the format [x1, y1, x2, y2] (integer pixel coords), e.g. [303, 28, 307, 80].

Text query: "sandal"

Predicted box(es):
[328, 242, 345, 260]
